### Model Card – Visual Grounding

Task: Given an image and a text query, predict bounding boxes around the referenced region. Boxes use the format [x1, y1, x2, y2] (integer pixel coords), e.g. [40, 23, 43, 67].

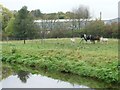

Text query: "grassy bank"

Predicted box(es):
[1, 38, 119, 84]
[2, 62, 119, 88]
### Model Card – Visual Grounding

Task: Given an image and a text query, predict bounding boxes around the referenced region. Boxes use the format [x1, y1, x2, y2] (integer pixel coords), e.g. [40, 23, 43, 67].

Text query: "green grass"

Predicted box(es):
[1, 38, 119, 83]
[2, 62, 119, 88]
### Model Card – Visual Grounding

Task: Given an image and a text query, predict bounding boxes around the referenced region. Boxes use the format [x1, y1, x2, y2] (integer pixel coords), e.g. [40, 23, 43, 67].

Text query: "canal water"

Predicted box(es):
[2, 74, 89, 88]
[1, 62, 118, 89]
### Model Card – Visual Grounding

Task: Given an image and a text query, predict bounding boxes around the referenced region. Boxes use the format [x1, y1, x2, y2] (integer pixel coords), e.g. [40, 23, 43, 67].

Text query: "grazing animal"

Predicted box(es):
[70, 38, 75, 43]
[100, 37, 108, 43]
[81, 34, 100, 43]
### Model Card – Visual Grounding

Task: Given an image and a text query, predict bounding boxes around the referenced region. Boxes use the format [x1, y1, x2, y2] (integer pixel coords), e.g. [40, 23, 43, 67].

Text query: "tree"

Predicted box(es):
[104, 22, 118, 38]
[5, 17, 15, 39]
[72, 5, 90, 30]
[14, 6, 36, 44]
[30, 9, 42, 19]
[17, 70, 30, 83]
[0, 4, 13, 40]
[57, 12, 65, 19]
[0, 7, 2, 40]
[84, 19, 104, 36]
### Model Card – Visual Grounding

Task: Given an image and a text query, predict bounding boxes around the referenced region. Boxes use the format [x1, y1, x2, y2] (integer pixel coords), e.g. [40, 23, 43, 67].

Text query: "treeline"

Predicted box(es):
[0, 4, 118, 43]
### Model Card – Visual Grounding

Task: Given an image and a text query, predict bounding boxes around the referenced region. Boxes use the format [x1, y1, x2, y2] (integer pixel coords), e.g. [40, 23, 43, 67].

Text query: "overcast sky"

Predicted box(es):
[0, 0, 119, 20]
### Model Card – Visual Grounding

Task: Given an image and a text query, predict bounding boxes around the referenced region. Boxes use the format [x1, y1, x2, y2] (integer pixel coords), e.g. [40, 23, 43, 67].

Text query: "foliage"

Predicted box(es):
[3, 63, 119, 88]
[84, 19, 105, 36]
[2, 38, 119, 84]
[0, 4, 13, 31]
[0, 4, 13, 40]
[81, 20, 118, 38]
[5, 17, 15, 38]
[30, 9, 42, 19]
[14, 6, 37, 43]
[2, 5, 118, 40]
[105, 22, 118, 38]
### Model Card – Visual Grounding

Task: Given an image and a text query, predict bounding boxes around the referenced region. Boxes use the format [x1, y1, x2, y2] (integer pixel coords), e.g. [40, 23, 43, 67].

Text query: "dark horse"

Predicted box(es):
[80, 34, 100, 43]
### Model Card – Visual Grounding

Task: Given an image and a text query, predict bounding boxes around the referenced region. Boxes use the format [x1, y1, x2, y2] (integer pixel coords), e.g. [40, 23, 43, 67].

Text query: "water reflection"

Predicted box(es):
[2, 71, 89, 88]
[17, 70, 30, 83]
[0, 82, 1, 90]
[1, 62, 119, 89]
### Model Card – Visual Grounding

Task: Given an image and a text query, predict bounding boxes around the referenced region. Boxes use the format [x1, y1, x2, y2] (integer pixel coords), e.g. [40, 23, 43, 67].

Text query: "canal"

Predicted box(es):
[1, 62, 118, 89]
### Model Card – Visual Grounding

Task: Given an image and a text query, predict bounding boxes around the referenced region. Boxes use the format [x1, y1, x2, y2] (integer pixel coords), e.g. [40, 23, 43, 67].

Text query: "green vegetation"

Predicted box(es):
[1, 4, 119, 88]
[13, 6, 37, 44]
[1, 5, 118, 42]
[0, 4, 13, 40]
[2, 38, 119, 84]
[2, 62, 119, 88]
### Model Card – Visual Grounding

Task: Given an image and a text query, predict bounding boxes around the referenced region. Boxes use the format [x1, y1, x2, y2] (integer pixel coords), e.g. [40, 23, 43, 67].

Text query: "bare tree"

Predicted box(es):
[72, 5, 91, 30]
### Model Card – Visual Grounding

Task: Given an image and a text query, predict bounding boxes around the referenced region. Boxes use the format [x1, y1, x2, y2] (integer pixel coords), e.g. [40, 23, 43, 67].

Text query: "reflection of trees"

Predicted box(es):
[2, 63, 30, 83]
[2, 63, 118, 88]
[17, 70, 30, 83]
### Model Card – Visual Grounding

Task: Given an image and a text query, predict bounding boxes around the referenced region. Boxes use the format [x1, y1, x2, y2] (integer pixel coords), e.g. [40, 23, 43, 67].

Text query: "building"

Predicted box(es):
[103, 18, 119, 25]
[35, 17, 118, 31]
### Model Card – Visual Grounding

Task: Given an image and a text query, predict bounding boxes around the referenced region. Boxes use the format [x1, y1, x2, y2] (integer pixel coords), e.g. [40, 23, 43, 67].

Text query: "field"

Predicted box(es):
[1, 38, 119, 84]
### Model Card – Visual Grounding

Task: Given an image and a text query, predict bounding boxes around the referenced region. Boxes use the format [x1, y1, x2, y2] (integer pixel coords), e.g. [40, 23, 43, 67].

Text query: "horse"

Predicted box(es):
[80, 34, 101, 44]
[100, 37, 108, 43]
[70, 38, 75, 43]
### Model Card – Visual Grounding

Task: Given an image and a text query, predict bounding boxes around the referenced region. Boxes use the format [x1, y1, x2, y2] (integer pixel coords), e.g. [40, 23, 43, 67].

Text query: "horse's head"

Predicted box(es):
[81, 34, 84, 38]
[81, 34, 86, 38]
[96, 35, 101, 40]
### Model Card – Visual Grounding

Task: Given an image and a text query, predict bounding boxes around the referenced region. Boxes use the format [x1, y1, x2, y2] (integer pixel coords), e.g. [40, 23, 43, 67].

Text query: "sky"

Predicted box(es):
[0, 0, 119, 20]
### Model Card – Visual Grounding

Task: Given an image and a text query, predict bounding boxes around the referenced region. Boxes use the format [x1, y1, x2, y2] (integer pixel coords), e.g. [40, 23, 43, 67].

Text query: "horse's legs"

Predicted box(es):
[80, 38, 84, 43]
[91, 40, 95, 44]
